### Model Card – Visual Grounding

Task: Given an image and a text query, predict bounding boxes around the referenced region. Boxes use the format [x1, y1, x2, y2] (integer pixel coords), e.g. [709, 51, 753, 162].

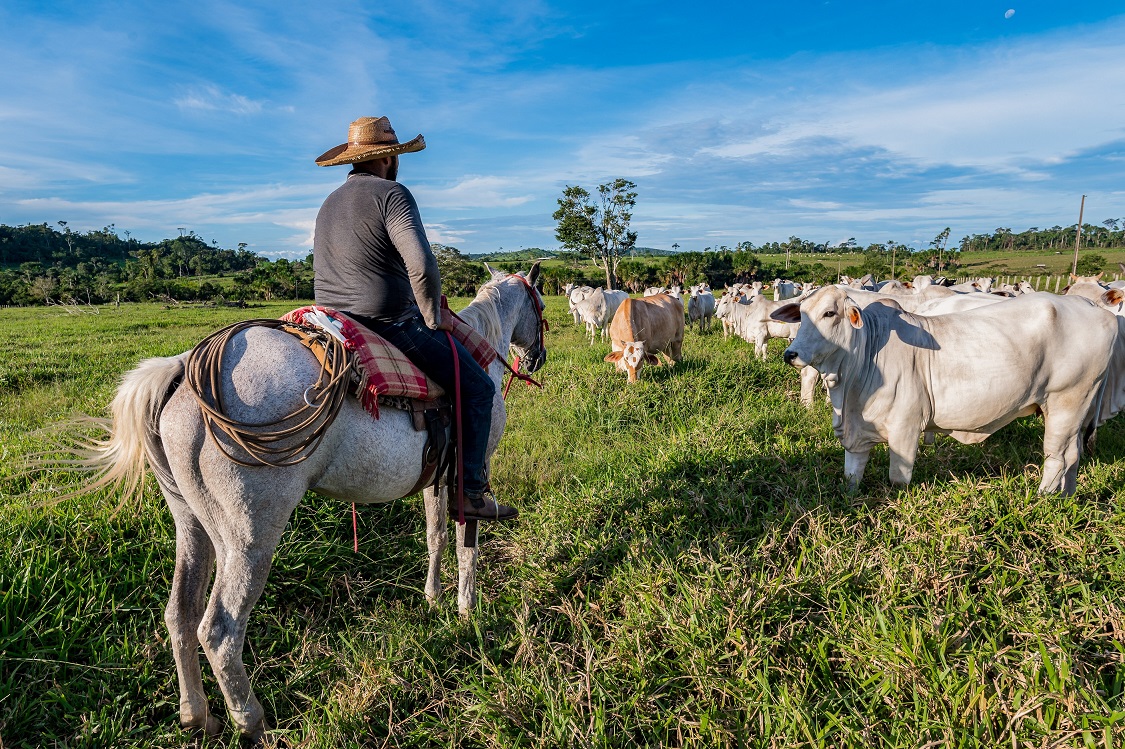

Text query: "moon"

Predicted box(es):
[1004, 8, 1015, 18]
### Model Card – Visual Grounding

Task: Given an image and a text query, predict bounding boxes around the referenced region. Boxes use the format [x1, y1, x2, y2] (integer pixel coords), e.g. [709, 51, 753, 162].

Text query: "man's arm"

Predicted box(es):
[385, 184, 444, 329]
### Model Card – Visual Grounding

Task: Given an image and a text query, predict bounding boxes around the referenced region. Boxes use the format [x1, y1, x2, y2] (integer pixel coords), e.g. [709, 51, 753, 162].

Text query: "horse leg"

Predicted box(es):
[163, 494, 221, 736]
[455, 520, 479, 616]
[423, 484, 449, 606]
[197, 515, 291, 741]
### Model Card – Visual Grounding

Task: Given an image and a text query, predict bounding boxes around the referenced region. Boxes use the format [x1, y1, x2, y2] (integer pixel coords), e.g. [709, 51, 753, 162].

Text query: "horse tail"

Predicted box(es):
[61, 354, 187, 507]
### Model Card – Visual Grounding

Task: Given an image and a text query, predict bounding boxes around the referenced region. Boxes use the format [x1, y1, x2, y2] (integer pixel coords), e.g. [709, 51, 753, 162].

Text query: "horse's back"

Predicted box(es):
[159, 323, 429, 507]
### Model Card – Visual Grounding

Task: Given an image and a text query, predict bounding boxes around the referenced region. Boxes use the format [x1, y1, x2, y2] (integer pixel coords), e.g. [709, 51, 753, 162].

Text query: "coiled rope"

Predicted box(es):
[183, 319, 354, 467]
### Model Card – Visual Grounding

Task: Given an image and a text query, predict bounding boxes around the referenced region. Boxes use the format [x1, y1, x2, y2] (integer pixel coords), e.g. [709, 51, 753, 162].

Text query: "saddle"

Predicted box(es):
[279, 305, 495, 500]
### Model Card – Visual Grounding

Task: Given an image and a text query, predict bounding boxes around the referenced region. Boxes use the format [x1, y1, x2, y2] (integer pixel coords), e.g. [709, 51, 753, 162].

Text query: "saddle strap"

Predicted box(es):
[402, 406, 449, 498]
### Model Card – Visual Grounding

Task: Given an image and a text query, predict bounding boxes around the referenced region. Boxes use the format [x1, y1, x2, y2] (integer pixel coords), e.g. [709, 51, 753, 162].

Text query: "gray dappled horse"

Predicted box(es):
[82, 263, 546, 741]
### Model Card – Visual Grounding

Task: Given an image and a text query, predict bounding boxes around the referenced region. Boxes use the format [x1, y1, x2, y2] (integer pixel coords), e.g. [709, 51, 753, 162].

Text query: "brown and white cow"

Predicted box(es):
[603, 294, 685, 382]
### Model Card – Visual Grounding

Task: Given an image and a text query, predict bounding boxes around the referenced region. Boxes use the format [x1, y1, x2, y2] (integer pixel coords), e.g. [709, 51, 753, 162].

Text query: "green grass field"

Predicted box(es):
[3, 297, 1125, 747]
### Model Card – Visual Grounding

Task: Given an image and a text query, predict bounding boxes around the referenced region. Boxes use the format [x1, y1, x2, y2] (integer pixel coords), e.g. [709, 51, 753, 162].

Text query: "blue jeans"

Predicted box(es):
[351, 312, 496, 494]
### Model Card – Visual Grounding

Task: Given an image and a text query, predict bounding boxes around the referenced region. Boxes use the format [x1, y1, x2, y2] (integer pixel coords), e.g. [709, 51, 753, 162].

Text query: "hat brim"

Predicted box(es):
[315, 134, 426, 167]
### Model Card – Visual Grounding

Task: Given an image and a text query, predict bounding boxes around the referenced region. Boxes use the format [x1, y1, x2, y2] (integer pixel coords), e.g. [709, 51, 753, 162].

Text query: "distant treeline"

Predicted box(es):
[0, 223, 304, 306]
[3, 220, 1123, 306]
[959, 222, 1125, 252]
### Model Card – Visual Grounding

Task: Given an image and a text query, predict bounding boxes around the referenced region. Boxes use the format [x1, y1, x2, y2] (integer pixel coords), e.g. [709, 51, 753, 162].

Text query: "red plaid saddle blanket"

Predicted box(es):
[281, 305, 498, 418]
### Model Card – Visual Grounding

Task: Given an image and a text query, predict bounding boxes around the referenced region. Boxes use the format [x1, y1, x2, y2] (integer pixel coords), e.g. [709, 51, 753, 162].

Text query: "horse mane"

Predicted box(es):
[456, 277, 506, 351]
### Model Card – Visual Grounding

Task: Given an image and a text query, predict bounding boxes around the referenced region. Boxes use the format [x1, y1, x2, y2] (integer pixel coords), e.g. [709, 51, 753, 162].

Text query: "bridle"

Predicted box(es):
[502, 273, 548, 398]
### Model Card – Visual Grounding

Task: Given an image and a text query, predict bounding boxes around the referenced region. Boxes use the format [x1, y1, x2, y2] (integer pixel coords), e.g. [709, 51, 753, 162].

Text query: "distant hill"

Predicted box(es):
[627, 247, 678, 257]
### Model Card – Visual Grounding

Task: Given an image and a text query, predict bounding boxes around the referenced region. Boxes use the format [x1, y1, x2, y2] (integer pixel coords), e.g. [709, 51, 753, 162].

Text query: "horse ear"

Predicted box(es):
[526, 260, 542, 288]
[484, 262, 505, 280]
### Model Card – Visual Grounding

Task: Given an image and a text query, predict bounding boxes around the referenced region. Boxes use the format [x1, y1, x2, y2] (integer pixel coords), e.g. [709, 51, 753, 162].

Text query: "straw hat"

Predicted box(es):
[315, 116, 425, 167]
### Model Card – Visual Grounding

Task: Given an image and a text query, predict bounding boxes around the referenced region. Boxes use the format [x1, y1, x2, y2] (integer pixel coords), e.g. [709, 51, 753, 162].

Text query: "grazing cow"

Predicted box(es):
[603, 294, 685, 382]
[772, 287, 1117, 495]
[687, 285, 717, 332]
[644, 286, 668, 297]
[574, 287, 628, 344]
[567, 285, 596, 325]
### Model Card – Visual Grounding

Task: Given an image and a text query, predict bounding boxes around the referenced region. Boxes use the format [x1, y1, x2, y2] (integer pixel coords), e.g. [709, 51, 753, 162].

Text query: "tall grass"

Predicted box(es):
[2, 299, 1125, 747]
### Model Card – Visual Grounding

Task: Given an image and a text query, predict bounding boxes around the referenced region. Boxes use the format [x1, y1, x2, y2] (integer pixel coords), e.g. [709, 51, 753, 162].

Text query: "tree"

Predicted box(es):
[553, 178, 638, 289]
[1075, 253, 1107, 277]
[433, 244, 485, 296]
[931, 227, 951, 271]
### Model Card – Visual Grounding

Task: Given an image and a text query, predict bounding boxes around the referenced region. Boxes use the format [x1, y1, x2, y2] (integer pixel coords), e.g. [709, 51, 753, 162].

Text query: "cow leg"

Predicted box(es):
[799, 366, 819, 408]
[669, 339, 683, 362]
[843, 448, 871, 492]
[887, 429, 920, 486]
[423, 484, 448, 606]
[1039, 412, 1083, 496]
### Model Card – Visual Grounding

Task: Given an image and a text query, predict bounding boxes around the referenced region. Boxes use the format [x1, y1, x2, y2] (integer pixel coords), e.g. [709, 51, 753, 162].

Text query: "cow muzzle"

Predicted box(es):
[783, 349, 802, 368]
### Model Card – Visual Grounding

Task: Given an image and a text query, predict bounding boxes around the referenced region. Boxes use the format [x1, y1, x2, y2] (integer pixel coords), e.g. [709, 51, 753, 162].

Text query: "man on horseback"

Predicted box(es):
[313, 116, 518, 521]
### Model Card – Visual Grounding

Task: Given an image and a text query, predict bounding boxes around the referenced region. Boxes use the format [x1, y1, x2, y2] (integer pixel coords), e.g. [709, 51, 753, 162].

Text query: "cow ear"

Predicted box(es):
[1096, 271, 1105, 281]
[1070, 273, 1079, 282]
[1102, 289, 1124, 307]
[846, 303, 863, 328]
[644, 354, 659, 365]
[604, 351, 623, 362]
[770, 302, 801, 323]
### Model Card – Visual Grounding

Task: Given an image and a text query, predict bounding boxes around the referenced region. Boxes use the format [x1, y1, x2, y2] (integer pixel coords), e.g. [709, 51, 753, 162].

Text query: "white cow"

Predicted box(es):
[772, 287, 1118, 495]
[643, 286, 668, 297]
[687, 285, 717, 332]
[574, 287, 628, 344]
[732, 295, 800, 360]
[567, 285, 596, 325]
[947, 277, 993, 294]
[715, 292, 749, 338]
[773, 279, 803, 301]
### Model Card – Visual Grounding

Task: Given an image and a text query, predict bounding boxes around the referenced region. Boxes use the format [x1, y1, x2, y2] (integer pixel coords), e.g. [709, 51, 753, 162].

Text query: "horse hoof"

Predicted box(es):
[238, 718, 271, 747]
[182, 713, 223, 737]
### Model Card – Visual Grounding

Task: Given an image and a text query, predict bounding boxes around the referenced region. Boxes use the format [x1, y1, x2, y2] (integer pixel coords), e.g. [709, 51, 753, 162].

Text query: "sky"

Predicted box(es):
[1, 1, 1123, 258]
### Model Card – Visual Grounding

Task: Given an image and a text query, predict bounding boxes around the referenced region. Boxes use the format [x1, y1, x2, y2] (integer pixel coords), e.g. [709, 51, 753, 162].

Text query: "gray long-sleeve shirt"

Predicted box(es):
[313, 172, 442, 328]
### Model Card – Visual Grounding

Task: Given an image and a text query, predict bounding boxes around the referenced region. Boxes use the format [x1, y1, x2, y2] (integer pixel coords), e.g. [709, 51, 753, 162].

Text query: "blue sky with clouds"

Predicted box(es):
[1, 1, 1123, 257]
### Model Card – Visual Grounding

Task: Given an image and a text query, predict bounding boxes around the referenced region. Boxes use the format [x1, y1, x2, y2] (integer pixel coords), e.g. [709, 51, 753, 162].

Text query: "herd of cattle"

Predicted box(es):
[564, 272, 1125, 496]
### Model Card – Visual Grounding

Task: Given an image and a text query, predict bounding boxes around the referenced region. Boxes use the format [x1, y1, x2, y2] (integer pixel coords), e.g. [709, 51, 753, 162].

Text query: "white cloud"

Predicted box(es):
[174, 85, 266, 115]
[413, 176, 535, 209]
